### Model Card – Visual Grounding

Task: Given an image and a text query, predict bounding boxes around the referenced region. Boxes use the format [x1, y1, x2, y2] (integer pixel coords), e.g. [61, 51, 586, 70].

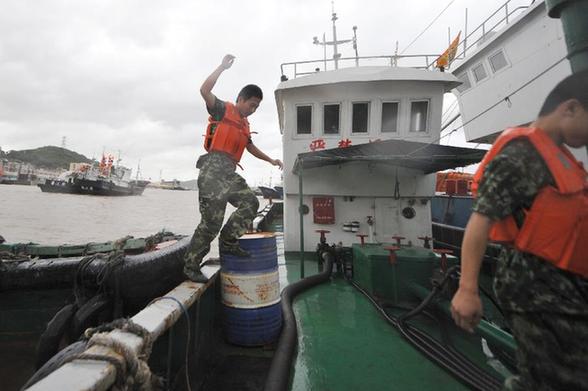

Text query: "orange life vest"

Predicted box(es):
[473, 127, 588, 277]
[204, 102, 250, 163]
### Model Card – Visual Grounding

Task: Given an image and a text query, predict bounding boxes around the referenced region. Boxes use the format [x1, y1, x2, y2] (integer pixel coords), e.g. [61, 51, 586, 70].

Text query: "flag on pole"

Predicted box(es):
[436, 31, 461, 69]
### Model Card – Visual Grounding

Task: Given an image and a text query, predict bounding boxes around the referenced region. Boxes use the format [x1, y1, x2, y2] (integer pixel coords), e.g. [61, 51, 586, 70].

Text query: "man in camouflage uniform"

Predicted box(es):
[184, 55, 283, 283]
[451, 71, 588, 390]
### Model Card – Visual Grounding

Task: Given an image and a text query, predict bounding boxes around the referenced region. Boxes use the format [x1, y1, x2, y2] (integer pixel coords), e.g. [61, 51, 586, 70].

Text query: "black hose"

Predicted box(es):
[349, 279, 502, 391]
[398, 265, 459, 323]
[263, 251, 334, 391]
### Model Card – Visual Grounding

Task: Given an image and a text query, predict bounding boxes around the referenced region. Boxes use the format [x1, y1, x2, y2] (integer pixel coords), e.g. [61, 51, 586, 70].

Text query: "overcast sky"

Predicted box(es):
[0, 0, 513, 185]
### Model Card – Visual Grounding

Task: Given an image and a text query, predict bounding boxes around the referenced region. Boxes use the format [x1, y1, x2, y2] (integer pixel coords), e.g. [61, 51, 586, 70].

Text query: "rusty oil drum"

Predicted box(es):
[220, 232, 282, 346]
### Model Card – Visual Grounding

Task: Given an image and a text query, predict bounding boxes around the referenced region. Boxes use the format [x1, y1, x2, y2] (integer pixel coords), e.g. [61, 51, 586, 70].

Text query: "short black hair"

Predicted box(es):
[237, 84, 263, 102]
[539, 70, 588, 116]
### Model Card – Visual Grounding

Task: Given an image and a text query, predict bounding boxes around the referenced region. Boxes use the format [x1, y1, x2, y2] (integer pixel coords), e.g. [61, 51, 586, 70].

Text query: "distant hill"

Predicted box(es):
[6, 146, 93, 170]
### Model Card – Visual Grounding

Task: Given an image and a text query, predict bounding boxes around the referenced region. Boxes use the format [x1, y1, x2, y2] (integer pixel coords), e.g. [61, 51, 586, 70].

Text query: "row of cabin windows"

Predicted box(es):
[296, 100, 429, 135]
[456, 49, 509, 93]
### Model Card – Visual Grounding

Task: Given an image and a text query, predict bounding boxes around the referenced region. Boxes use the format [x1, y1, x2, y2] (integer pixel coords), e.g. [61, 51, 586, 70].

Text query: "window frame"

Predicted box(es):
[471, 62, 488, 83]
[455, 72, 472, 93]
[351, 101, 371, 134]
[294, 103, 314, 137]
[380, 100, 400, 134]
[408, 99, 430, 133]
[488, 49, 509, 74]
[322, 102, 342, 136]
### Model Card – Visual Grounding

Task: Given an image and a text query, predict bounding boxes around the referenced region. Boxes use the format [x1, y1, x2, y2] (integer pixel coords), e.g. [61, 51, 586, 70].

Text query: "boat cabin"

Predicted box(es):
[275, 66, 484, 252]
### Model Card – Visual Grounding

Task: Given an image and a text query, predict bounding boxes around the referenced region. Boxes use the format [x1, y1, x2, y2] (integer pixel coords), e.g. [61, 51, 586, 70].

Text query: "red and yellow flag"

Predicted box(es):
[436, 32, 461, 69]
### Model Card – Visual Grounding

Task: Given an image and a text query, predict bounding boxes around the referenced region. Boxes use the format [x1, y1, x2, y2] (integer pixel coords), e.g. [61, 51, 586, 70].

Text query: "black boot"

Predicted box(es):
[219, 241, 250, 258]
[183, 263, 208, 283]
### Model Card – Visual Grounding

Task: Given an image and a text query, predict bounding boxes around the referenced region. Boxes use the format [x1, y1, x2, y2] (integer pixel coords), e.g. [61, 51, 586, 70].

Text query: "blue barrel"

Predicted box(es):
[221, 232, 282, 346]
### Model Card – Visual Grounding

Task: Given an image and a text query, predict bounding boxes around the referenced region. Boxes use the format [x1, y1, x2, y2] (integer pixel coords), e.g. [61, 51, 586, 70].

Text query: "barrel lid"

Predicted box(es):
[240, 232, 276, 240]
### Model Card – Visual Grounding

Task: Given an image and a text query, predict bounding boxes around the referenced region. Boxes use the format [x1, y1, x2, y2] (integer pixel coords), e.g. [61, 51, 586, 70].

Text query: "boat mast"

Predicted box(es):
[313, 2, 358, 70]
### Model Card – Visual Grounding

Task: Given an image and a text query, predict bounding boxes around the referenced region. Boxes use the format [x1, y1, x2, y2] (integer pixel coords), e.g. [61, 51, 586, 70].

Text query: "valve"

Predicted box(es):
[383, 246, 400, 265]
[433, 249, 453, 272]
[315, 229, 330, 244]
[391, 235, 405, 247]
[418, 236, 432, 249]
[356, 234, 368, 246]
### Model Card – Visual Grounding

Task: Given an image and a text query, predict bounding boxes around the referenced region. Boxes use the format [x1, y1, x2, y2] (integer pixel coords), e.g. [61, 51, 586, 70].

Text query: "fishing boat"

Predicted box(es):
[8, 1, 587, 390]
[38, 156, 149, 196]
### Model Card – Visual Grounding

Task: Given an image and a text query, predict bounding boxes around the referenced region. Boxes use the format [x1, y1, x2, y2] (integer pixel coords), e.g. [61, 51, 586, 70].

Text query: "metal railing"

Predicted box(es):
[452, 0, 535, 65]
[280, 54, 442, 80]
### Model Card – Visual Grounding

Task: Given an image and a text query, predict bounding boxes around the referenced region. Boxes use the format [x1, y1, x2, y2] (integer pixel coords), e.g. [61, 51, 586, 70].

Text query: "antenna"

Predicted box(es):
[61, 136, 66, 149]
[136, 159, 141, 180]
[313, 3, 357, 70]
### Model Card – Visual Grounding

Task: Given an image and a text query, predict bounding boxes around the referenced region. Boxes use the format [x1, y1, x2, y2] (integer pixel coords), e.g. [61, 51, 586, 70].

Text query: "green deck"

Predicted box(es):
[288, 277, 469, 390]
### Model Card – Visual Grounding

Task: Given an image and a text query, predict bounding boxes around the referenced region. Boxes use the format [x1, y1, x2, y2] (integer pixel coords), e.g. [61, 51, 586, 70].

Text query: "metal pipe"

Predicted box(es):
[546, 0, 588, 73]
[298, 162, 305, 278]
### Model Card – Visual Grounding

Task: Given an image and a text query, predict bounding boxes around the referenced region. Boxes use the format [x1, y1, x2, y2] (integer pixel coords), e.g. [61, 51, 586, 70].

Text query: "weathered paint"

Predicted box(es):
[26, 267, 220, 391]
[220, 270, 280, 308]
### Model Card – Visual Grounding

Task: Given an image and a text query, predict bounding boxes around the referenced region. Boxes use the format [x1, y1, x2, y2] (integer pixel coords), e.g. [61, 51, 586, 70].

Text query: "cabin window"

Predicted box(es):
[296, 105, 312, 135]
[409, 100, 429, 132]
[352, 102, 370, 133]
[381, 102, 399, 132]
[456, 72, 471, 93]
[489, 50, 508, 73]
[472, 63, 487, 83]
[323, 104, 340, 134]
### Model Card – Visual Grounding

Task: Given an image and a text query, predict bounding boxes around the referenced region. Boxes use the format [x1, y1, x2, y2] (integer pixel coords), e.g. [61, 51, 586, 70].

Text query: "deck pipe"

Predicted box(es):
[546, 0, 588, 73]
[350, 280, 502, 391]
[408, 283, 517, 354]
[264, 250, 334, 391]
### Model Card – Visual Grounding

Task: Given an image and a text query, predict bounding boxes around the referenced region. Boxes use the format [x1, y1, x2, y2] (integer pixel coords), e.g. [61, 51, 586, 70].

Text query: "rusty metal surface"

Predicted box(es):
[220, 270, 280, 308]
[25, 266, 221, 391]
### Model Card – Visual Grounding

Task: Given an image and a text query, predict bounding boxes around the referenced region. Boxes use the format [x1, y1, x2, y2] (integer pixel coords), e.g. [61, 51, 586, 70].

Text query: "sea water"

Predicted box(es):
[0, 185, 253, 256]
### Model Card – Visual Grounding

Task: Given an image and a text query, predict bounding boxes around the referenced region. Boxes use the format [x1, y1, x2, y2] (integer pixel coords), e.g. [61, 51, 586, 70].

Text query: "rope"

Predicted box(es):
[74, 250, 125, 307]
[68, 318, 164, 391]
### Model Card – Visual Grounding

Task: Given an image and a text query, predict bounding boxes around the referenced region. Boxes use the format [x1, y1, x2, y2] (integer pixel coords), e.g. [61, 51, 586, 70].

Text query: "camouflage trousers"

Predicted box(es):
[184, 153, 259, 272]
[501, 311, 588, 390]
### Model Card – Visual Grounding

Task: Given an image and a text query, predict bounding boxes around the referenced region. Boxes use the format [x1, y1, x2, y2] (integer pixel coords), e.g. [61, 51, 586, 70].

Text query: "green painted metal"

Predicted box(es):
[408, 283, 517, 354]
[546, 0, 588, 73]
[352, 244, 455, 304]
[0, 233, 181, 259]
[289, 278, 469, 390]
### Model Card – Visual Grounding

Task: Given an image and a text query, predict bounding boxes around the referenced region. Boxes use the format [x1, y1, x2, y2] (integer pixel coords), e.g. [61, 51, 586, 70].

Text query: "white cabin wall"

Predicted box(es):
[453, 3, 571, 142]
[283, 192, 433, 252]
[281, 81, 444, 195]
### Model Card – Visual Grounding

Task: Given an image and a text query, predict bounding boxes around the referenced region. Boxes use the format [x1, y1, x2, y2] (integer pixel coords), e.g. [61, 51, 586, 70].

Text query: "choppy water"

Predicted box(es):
[0, 185, 247, 254]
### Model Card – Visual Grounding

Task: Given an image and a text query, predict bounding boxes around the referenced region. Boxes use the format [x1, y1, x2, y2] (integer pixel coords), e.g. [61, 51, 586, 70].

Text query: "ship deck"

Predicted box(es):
[289, 276, 469, 390]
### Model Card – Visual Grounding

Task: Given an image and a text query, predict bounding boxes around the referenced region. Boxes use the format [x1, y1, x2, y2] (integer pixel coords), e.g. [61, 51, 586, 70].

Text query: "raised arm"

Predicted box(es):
[246, 143, 283, 170]
[200, 54, 235, 109]
[450, 212, 492, 332]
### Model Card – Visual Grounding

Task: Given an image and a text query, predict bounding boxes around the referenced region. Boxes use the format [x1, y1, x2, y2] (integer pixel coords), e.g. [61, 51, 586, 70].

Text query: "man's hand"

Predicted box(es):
[271, 159, 283, 170]
[221, 54, 235, 70]
[450, 287, 483, 333]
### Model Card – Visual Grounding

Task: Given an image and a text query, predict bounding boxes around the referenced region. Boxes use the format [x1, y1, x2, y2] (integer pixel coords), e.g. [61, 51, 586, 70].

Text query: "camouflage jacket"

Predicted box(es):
[473, 139, 588, 314]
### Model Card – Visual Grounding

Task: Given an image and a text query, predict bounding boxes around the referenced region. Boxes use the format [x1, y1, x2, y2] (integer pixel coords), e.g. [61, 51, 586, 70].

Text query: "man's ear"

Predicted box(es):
[561, 99, 582, 117]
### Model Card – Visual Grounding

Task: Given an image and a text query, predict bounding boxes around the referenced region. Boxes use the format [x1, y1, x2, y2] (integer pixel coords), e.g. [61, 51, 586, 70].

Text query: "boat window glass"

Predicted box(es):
[489, 50, 508, 73]
[352, 102, 369, 133]
[381, 102, 399, 132]
[456, 73, 471, 93]
[296, 105, 312, 135]
[323, 104, 340, 134]
[472, 63, 487, 83]
[409, 100, 428, 132]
